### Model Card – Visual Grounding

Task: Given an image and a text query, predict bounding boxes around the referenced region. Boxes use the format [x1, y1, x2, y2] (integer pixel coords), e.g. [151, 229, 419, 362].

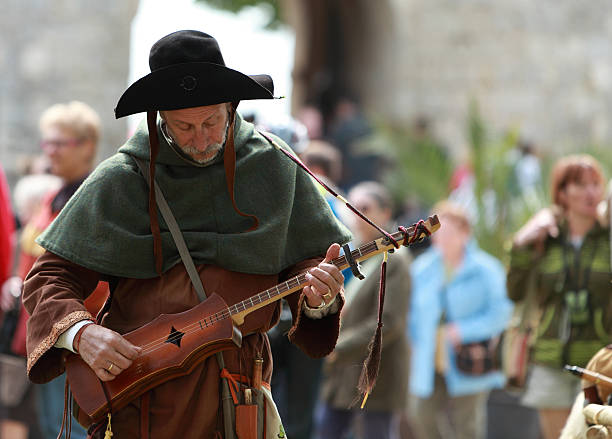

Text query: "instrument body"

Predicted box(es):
[66, 292, 241, 422]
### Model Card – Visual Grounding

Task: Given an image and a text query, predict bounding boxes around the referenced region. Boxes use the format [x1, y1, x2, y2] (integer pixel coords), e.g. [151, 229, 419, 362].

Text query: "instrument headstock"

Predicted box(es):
[419, 215, 440, 239]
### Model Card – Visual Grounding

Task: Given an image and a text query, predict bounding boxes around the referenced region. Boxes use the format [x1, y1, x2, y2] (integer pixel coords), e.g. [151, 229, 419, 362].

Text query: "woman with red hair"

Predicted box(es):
[508, 154, 611, 439]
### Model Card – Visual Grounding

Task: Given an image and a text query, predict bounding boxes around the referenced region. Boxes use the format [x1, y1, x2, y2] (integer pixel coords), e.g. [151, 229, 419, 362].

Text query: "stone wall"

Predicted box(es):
[0, 0, 138, 183]
[369, 0, 612, 155]
[288, 0, 612, 157]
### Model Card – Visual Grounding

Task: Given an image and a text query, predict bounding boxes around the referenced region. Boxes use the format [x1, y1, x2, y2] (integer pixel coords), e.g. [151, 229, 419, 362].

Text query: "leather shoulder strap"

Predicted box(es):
[131, 156, 207, 302]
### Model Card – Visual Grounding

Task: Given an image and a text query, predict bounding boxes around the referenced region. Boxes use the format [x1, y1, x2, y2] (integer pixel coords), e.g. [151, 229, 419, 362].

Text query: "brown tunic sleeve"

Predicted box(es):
[280, 256, 345, 358]
[23, 251, 100, 383]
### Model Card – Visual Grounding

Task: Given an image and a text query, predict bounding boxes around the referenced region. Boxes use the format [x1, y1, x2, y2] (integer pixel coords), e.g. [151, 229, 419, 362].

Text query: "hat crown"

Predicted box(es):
[149, 30, 225, 72]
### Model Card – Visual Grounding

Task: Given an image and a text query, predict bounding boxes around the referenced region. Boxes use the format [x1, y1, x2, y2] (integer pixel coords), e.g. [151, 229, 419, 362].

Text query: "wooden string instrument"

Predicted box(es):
[65, 215, 440, 423]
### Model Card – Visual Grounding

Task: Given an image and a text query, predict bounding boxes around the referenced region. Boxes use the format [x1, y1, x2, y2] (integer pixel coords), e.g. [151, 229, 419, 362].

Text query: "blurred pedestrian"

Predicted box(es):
[257, 114, 309, 154]
[301, 139, 344, 217]
[0, 165, 14, 301]
[1, 101, 107, 439]
[0, 172, 58, 439]
[327, 95, 379, 191]
[315, 181, 412, 439]
[508, 154, 611, 439]
[297, 104, 324, 140]
[511, 140, 542, 197]
[409, 200, 511, 439]
[265, 127, 334, 439]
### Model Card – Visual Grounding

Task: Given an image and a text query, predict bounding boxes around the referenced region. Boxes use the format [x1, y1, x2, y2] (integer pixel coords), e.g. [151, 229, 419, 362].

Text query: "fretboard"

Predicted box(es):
[226, 216, 438, 325]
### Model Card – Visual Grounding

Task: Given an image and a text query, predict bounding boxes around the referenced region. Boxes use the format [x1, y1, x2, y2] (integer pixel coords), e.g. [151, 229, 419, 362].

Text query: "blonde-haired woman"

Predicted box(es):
[409, 200, 512, 439]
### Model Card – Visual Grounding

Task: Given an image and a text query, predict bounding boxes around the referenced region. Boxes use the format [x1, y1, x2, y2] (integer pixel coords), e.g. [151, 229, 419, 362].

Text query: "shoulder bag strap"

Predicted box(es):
[132, 156, 207, 302]
[519, 258, 540, 331]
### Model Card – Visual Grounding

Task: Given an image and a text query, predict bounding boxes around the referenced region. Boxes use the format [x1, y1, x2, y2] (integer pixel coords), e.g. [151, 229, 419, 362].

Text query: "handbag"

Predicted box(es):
[0, 295, 29, 407]
[455, 336, 502, 375]
[501, 263, 540, 390]
[443, 286, 502, 376]
[0, 353, 29, 407]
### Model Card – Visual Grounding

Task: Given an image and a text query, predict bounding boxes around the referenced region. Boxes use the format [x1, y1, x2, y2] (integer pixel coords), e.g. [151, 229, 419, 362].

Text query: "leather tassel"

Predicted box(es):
[104, 413, 113, 439]
[357, 251, 388, 408]
[146, 111, 163, 276]
[223, 104, 259, 231]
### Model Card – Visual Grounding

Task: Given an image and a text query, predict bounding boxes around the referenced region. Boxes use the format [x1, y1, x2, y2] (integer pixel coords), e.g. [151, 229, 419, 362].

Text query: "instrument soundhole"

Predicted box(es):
[165, 326, 185, 348]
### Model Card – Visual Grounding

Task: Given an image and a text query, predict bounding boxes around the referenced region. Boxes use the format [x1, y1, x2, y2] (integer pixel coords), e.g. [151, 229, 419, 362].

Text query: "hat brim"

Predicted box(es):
[115, 62, 275, 118]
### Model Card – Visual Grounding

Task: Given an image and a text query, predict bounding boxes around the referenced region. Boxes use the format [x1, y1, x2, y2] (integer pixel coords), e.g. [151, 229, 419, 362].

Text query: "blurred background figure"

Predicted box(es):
[0, 164, 16, 377]
[0, 165, 15, 305]
[264, 117, 327, 439]
[11, 173, 62, 231]
[315, 181, 412, 439]
[512, 139, 542, 197]
[256, 113, 310, 154]
[326, 95, 381, 191]
[0, 101, 109, 439]
[0, 171, 59, 439]
[300, 139, 344, 217]
[297, 104, 324, 141]
[508, 154, 611, 439]
[408, 200, 511, 439]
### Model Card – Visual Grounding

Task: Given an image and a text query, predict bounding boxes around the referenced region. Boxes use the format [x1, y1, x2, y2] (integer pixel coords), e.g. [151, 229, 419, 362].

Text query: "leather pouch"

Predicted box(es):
[235, 404, 258, 439]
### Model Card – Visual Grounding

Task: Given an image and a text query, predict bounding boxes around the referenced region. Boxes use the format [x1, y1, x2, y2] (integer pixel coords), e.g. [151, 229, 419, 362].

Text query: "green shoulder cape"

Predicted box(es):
[37, 115, 352, 279]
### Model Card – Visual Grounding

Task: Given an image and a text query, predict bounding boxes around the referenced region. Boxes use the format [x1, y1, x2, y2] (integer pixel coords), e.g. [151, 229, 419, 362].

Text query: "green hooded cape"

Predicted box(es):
[37, 114, 352, 279]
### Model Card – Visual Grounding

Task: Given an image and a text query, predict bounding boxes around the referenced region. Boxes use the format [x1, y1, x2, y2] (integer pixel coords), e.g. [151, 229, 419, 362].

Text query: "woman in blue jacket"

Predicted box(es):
[408, 200, 512, 439]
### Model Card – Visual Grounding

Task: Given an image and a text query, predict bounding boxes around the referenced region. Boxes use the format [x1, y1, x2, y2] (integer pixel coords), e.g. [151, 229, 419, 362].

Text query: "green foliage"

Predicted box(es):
[581, 144, 612, 181]
[467, 101, 547, 261]
[362, 100, 612, 263]
[196, 0, 283, 29]
[360, 120, 453, 214]
[363, 102, 549, 262]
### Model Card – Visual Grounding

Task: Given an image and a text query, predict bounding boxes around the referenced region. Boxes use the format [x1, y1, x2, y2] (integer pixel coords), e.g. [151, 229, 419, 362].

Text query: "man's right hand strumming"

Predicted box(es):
[77, 324, 141, 381]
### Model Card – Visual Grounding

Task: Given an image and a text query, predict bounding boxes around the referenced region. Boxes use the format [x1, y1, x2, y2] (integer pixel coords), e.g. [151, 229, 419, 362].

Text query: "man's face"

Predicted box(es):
[162, 103, 230, 164]
[41, 125, 94, 180]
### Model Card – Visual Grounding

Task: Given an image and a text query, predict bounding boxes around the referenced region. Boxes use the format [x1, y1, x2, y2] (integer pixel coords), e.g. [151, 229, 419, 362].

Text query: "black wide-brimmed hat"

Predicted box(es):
[114, 30, 275, 118]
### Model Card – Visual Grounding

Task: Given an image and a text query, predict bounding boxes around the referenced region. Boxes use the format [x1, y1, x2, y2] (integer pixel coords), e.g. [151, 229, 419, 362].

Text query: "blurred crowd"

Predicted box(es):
[1, 95, 611, 439]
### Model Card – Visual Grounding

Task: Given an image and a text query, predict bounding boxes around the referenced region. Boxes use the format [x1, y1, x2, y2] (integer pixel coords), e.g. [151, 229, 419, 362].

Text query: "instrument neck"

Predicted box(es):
[229, 227, 413, 324]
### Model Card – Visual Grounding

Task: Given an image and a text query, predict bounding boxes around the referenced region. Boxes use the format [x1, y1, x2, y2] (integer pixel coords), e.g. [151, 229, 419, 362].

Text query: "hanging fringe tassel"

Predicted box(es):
[358, 251, 389, 409]
[104, 413, 113, 439]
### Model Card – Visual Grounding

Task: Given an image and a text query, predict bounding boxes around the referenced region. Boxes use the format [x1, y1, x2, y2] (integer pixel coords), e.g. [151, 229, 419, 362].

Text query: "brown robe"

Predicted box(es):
[23, 251, 343, 438]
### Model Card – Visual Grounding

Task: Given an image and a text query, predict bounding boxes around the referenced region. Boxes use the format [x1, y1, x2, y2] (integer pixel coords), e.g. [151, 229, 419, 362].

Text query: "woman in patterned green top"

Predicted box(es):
[508, 154, 611, 439]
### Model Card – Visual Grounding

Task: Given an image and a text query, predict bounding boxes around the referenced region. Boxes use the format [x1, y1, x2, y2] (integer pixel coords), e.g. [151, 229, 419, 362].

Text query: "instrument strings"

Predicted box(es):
[136, 241, 381, 356]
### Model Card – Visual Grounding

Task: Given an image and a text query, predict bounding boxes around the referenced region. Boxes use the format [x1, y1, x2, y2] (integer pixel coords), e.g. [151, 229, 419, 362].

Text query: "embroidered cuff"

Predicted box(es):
[302, 297, 339, 320]
[54, 319, 95, 353]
